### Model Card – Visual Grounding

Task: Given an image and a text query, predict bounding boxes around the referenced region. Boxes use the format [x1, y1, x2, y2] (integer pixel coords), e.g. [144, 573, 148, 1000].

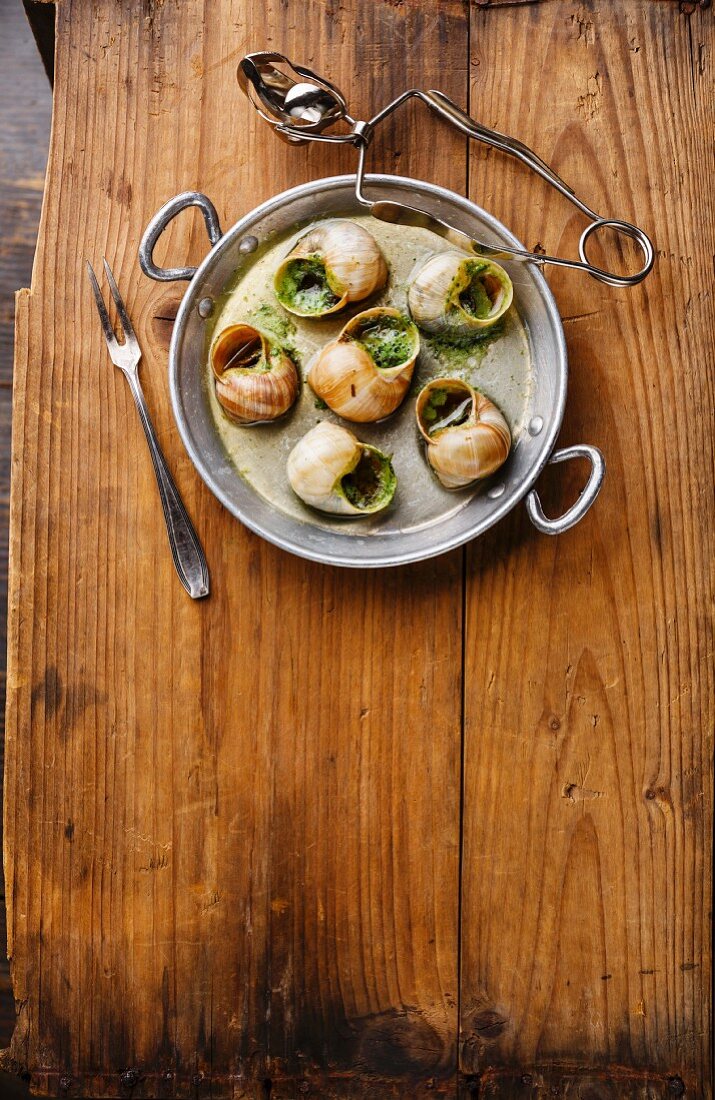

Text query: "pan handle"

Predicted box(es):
[525, 444, 605, 535]
[139, 191, 223, 282]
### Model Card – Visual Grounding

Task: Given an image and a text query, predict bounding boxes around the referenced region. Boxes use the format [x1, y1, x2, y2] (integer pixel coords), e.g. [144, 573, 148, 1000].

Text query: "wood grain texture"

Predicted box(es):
[461, 1, 713, 1097]
[3, 0, 713, 1098]
[3, 1, 467, 1096]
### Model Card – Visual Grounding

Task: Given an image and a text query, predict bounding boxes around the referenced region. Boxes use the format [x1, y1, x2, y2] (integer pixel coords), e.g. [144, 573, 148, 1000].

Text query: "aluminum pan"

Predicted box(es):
[168, 174, 568, 567]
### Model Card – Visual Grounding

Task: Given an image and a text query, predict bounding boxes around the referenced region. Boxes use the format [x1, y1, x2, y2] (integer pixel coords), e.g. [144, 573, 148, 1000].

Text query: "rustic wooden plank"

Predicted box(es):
[0, 0, 53, 749]
[0, 0, 53, 1092]
[461, 1, 713, 1096]
[3, 1, 468, 1096]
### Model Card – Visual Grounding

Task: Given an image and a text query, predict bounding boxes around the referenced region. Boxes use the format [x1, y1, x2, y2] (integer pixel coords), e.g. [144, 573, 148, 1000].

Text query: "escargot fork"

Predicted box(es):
[86, 259, 210, 599]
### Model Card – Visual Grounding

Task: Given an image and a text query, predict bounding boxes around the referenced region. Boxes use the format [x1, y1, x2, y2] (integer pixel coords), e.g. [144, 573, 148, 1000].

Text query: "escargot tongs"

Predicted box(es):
[238, 52, 654, 289]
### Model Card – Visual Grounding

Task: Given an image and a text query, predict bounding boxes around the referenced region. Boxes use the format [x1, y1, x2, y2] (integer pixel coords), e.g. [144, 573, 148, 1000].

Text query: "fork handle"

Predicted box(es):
[125, 374, 210, 599]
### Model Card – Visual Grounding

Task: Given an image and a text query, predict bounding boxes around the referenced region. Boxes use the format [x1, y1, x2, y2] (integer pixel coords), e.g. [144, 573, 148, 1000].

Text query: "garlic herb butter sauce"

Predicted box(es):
[207, 215, 533, 532]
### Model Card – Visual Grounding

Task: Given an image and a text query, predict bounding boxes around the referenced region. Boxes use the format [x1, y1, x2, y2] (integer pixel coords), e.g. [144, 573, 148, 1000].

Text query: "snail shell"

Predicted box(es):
[211, 323, 299, 423]
[308, 307, 419, 423]
[407, 251, 513, 337]
[287, 421, 396, 516]
[274, 219, 388, 317]
[415, 378, 511, 489]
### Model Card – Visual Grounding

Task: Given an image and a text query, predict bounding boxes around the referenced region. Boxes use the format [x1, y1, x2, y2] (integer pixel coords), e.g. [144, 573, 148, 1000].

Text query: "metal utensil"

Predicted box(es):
[87, 259, 210, 598]
[238, 51, 654, 289]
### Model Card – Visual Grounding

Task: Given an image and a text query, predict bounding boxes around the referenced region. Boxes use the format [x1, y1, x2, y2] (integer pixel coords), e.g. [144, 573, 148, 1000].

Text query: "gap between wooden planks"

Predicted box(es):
[3, 1, 713, 1098]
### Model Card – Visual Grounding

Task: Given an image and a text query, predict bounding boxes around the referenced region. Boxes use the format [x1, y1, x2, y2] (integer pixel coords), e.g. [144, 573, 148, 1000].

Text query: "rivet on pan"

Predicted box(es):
[198, 297, 214, 319]
[239, 235, 259, 254]
[528, 415, 544, 436]
[487, 483, 505, 499]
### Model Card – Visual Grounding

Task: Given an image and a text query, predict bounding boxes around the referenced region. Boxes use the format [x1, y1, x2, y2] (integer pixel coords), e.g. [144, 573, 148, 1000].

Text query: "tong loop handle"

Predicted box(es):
[578, 218, 655, 287]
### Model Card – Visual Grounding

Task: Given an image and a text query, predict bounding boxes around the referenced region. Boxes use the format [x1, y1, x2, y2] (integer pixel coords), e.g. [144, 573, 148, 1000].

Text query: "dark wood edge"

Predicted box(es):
[21, 1, 56, 87]
[0, 1064, 693, 1099]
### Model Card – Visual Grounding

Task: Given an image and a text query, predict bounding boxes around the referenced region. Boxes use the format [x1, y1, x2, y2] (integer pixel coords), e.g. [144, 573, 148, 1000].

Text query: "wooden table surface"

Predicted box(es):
[2, 1, 712, 1097]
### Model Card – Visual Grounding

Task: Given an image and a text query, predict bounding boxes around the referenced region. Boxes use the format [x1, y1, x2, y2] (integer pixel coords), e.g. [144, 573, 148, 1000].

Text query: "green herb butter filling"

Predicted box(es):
[457, 261, 502, 320]
[341, 448, 396, 510]
[250, 302, 297, 343]
[348, 314, 416, 371]
[425, 321, 505, 358]
[275, 256, 342, 315]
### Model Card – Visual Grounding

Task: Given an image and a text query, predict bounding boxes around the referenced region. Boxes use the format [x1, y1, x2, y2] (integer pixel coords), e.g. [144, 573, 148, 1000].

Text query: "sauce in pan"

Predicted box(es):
[207, 215, 533, 533]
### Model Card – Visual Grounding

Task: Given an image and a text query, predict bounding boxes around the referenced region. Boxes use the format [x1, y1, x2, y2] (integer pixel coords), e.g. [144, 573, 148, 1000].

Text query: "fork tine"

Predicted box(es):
[102, 257, 136, 342]
[86, 260, 118, 348]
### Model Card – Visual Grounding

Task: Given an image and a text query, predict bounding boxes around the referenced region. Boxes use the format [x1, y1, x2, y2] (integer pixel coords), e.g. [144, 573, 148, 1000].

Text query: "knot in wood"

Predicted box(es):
[357, 1008, 447, 1076]
[471, 1008, 507, 1041]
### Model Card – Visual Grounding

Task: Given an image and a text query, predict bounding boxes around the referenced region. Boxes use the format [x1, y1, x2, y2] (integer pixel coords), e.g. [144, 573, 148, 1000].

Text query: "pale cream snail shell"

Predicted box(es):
[415, 378, 511, 489]
[407, 251, 513, 337]
[287, 421, 396, 516]
[210, 323, 299, 423]
[274, 219, 388, 317]
[308, 307, 419, 423]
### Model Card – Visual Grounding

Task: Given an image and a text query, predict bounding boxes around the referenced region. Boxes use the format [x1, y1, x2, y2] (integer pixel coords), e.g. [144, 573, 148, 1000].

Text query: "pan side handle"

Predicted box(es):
[139, 191, 223, 282]
[526, 444, 605, 535]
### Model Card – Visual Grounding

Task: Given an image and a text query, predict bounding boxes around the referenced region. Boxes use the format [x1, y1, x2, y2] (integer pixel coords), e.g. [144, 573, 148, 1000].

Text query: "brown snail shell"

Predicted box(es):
[287, 422, 397, 516]
[415, 377, 511, 489]
[308, 307, 419, 423]
[211, 323, 299, 423]
[274, 220, 388, 318]
[408, 251, 513, 336]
